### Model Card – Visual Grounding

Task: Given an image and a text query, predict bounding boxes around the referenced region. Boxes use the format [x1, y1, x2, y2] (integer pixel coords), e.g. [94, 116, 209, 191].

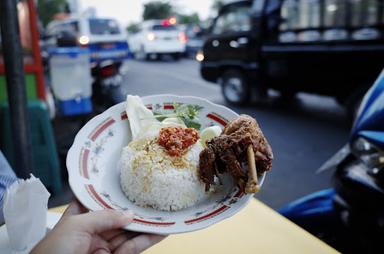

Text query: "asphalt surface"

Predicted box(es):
[120, 58, 351, 209]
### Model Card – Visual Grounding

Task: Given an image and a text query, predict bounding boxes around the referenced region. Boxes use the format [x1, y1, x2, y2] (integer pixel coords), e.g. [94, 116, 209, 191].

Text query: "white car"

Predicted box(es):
[129, 19, 186, 60]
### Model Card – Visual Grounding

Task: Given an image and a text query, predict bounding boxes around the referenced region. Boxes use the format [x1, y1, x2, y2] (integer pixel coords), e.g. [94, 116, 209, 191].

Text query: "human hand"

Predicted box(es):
[31, 200, 167, 254]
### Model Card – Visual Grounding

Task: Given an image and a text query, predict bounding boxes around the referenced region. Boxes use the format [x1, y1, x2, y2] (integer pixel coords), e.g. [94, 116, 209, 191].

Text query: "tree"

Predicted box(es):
[126, 23, 140, 34]
[143, 1, 173, 20]
[177, 13, 200, 25]
[37, 0, 68, 27]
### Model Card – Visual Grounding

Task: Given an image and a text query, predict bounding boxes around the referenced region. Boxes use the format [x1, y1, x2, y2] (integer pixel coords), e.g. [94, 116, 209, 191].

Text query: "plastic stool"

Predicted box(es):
[0, 100, 62, 194]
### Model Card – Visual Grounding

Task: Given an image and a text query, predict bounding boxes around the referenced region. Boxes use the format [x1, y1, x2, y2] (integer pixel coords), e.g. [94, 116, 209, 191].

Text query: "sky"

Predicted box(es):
[80, 0, 216, 27]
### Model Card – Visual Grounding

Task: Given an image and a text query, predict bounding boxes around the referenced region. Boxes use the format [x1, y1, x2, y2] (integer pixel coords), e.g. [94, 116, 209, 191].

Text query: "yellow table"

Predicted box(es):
[51, 199, 339, 254]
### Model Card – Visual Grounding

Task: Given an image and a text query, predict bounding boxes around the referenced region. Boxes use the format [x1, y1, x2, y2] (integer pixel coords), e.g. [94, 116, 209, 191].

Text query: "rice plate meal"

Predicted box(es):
[119, 95, 273, 211]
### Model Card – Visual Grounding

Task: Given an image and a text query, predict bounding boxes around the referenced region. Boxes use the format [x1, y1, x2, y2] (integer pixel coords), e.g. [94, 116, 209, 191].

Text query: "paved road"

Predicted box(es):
[121, 58, 350, 209]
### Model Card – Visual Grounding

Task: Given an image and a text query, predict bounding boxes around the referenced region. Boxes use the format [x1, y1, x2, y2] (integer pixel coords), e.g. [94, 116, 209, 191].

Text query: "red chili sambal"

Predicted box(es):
[158, 127, 199, 156]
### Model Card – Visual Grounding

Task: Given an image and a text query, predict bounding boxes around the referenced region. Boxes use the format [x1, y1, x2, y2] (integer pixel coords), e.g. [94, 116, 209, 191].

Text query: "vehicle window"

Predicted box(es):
[60, 21, 79, 35]
[350, 0, 380, 27]
[152, 25, 177, 31]
[278, 0, 384, 42]
[212, 6, 251, 34]
[186, 26, 202, 38]
[280, 0, 321, 31]
[89, 19, 120, 35]
[46, 25, 58, 37]
[265, 0, 281, 14]
[280, 0, 297, 31]
[323, 0, 347, 28]
[280, 0, 383, 31]
[252, 0, 266, 15]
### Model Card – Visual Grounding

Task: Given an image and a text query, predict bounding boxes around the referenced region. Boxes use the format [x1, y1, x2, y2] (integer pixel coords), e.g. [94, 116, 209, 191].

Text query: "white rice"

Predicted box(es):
[120, 134, 206, 211]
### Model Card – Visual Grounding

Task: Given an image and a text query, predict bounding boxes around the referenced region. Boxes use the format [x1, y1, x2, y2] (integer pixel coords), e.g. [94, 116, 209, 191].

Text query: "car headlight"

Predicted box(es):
[352, 137, 384, 169]
[196, 50, 204, 62]
[78, 35, 89, 45]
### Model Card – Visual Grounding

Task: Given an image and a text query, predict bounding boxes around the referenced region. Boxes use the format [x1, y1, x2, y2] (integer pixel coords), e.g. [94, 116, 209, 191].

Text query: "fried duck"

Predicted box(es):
[199, 115, 273, 193]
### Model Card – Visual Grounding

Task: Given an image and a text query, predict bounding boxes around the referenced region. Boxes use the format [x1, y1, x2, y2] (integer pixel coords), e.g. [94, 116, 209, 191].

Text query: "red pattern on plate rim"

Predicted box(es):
[79, 148, 90, 179]
[89, 118, 116, 141]
[234, 189, 244, 198]
[121, 112, 128, 120]
[85, 184, 113, 209]
[163, 103, 174, 110]
[133, 218, 175, 227]
[121, 104, 152, 120]
[184, 205, 230, 225]
[85, 185, 176, 227]
[206, 113, 228, 126]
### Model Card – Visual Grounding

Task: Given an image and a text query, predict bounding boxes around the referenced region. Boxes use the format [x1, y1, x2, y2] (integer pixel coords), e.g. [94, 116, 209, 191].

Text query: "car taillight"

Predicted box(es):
[178, 32, 188, 44]
[162, 17, 177, 26]
[100, 65, 116, 77]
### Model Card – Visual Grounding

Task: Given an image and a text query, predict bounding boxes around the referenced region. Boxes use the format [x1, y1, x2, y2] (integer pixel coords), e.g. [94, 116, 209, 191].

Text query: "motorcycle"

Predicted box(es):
[279, 70, 384, 253]
[42, 30, 127, 117]
[91, 60, 125, 113]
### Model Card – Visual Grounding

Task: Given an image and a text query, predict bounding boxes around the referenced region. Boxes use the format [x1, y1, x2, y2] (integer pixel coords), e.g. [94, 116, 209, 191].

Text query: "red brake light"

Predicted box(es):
[178, 32, 188, 44]
[161, 19, 170, 26]
[100, 65, 116, 77]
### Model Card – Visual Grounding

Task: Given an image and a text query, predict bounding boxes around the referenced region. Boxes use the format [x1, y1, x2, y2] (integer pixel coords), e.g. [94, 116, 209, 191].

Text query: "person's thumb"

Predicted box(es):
[75, 209, 134, 233]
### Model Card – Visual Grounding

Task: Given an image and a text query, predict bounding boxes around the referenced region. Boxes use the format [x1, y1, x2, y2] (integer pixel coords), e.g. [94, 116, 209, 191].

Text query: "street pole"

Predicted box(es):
[0, 0, 33, 178]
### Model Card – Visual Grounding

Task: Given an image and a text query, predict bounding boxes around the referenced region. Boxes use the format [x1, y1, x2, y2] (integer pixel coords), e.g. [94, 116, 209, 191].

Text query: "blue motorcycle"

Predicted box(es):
[279, 71, 384, 253]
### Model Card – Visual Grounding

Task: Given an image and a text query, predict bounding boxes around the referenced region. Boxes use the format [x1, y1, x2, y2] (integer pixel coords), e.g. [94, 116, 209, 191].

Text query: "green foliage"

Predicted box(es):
[126, 23, 140, 34]
[143, 1, 173, 20]
[177, 13, 200, 25]
[37, 0, 67, 27]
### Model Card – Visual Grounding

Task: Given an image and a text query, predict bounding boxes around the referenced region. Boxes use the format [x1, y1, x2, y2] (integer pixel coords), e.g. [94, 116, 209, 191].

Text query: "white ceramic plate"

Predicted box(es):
[67, 94, 265, 234]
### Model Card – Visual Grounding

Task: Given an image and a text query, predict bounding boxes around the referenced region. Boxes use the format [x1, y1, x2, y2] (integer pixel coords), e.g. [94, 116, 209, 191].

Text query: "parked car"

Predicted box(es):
[128, 19, 186, 60]
[45, 16, 130, 64]
[199, 0, 384, 118]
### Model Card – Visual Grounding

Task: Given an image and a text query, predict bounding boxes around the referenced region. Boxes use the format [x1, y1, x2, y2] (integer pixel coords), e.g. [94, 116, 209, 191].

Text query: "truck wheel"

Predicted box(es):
[220, 70, 250, 105]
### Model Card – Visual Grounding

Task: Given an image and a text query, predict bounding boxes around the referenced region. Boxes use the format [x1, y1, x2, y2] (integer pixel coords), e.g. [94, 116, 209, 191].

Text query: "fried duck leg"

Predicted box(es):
[199, 115, 273, 193]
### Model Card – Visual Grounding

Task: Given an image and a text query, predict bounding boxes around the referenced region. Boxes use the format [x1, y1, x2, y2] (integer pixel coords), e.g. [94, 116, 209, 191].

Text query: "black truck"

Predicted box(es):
[200, 0, 384, 117]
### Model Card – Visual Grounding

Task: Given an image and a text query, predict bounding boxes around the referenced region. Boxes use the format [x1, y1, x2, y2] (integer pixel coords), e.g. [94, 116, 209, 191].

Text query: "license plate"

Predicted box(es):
[92, 50, 127, 59]
[100, 43, 116, 49]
